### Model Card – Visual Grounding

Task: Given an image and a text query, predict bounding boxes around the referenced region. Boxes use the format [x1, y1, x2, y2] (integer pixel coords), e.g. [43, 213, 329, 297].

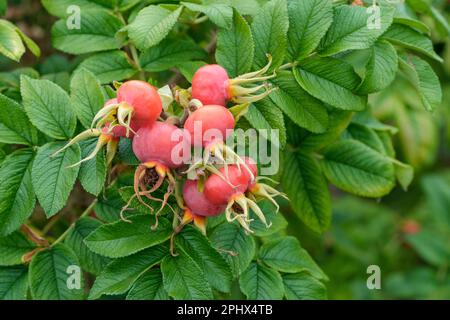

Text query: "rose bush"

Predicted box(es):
[0, 0, 447, 300]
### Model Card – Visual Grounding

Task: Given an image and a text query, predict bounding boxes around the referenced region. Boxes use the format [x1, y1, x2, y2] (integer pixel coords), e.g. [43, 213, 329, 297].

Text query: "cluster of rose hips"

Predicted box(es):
[57, 57, 286, 239]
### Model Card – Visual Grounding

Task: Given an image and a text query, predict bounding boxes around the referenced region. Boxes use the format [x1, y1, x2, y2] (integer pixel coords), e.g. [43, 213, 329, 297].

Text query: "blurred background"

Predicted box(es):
[294, 0, 450, 298]
[1, 0, 449, 299]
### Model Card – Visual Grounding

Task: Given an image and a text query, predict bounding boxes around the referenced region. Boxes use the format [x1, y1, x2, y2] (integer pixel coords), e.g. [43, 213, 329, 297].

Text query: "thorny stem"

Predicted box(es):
[42, 214, 62, 235]
[160, 111, 171, 120]
[129, 44, 141, 70]
[169, 218, 189, 256]
[117, 11, 145, 81]
[129, 44, 146, 80]
[50, 199, 98, 247]
[206, 31, 218, 54]
[168, 70, 184, 86]
[179, 109, 190, 126]
[21, 224, 49, 247]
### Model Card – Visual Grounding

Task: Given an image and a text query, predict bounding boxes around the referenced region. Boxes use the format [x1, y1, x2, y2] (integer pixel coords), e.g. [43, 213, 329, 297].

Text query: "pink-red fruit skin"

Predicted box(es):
[183, 180, 225, 217]
[184, 105, 235, 147]
[242, 157, 258, 187]
[191, 65, 230, 106]
[204, 165, 250, 205]
[132, 122, 190, 169]
[117, 80, 162, 128]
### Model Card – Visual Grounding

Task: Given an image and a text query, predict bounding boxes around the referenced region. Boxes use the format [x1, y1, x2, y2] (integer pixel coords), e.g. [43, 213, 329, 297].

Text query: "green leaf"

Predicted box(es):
[430, 6, 450, 37]
[259, 236, 327, 280]
[320, 139, 396, 197]
[378, 131, 396, 158]
[0, 93, 39, 145]
[126, 268, 169, 300]
[21, 76, 77, 140]
[78, 139, 107, 196]
[286, 0, 333, 61]
[0, 149, 5, 164]
[118, 0, 142, 11]
[299, 110, 353, 151]
[78, 51, 137, 84]
[175, 226, 232, 293]
[39, 55, 72, 74]
[14, 27, 40, 58]
[270, 71, 328, 133]
[161, 251, 213, 300]
[182, 2, 233, 29]
[204, 0, 261, 16]
[394, 105, 437, 169]
[0, 231, 36, 266]
[239, 262, 284, 300]
[251, 0, 289, 70]
[405, 0, 432, 14]
[42, 0, 105, 18]
[394, 161, 414, 192]
[94, 186, 126, 223]
[346, 123, 386, 154]
[318, 4, 395, 56]
[244, 100, 286, 148]
[52, 9, 124, 55]
[282, 151, 331, 233]
[70, 68, 105, 129]
[351, 110, 398, 135]
[399, 55, 441, 112]
[42, 72, 71, 92]
[294, 56, 366, 111]
[29, 244, 85, 300]
[250, 200, 288, 237]
[405, 230, 450, 267]
[176, 61, 207, 83]
[89, 244, 168, 299]
[0, 67, 39, 89]
[421, 175, 450, 227]
[209, 222, 255, 278]
[64, 217, 111, 275]
[0, 266, 28, 300]
[382, 23, 443, 62]
[127, 5, 183, 50]
[283, 272, 327, 300]
[357, 40, 398, 94]
[84, 214, 172, 258]
[32, 142, 80, 217]
[393, 17, 430, 35]
[0, 19, 25, 62]
[140, 38, 206, 72]
[117, 138, 139, 166]
[216, 9, 254, 78]
[0, 0, 6, 16]
[0, 149, 35, 237]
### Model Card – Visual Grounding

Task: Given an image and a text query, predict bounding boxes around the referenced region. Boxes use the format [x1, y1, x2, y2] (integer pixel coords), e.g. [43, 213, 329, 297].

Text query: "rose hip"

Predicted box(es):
[191, 57, 275, 106]
[121, 122, 190, 228]
[184, 105, 235, 148]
